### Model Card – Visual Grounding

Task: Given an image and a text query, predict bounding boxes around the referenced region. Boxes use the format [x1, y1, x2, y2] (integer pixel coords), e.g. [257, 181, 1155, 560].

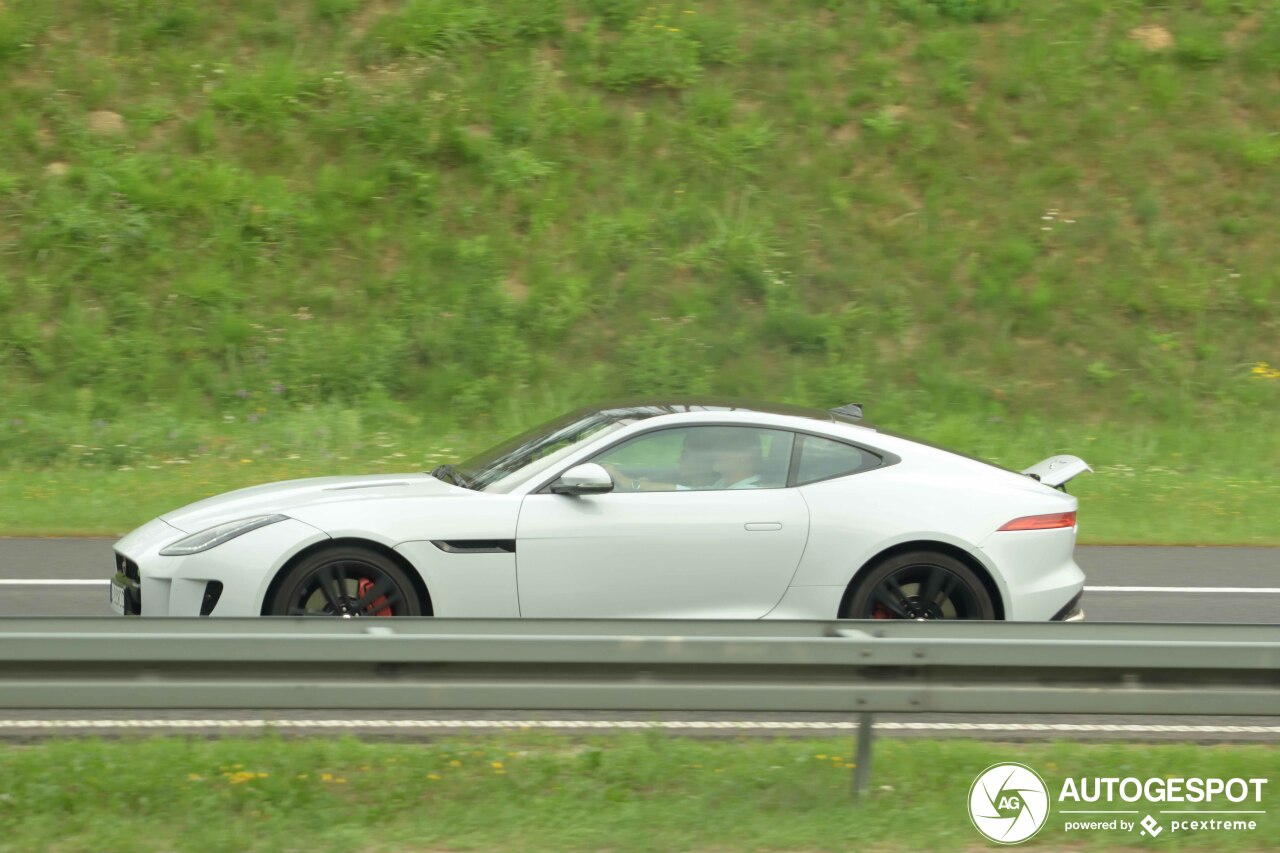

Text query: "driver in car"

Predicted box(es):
[705, 429, 764, 489]
[603, 428, 763, 491]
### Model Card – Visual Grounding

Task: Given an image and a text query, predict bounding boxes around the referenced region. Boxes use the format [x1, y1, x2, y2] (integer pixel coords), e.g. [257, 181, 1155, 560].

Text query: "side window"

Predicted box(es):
[794, 435, 877, 485]
[590, 427, 794, 491]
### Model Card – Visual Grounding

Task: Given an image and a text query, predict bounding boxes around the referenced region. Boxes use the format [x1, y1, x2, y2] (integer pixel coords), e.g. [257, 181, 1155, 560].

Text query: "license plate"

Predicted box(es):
[109, 576, 130, 615]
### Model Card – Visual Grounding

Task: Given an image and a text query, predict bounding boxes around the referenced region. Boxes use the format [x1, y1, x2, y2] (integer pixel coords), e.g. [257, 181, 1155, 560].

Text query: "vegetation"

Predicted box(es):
[2, 417, 1275, 543]
[0, 0, 1276, 538]
[0, 732, 1275, 851]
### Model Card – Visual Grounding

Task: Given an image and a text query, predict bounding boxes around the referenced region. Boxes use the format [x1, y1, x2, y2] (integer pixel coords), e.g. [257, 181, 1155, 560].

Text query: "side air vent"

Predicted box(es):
[431, 540, 516, 554]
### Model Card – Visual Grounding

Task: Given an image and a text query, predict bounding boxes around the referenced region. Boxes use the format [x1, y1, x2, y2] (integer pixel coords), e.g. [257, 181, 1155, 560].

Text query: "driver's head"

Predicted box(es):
[678, 429, 720, 488]
[709, 429, 762, 480]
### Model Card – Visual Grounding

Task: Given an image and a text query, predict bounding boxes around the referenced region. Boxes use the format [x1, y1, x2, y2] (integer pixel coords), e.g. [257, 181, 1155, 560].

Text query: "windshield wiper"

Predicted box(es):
[429, 464, 472, 489]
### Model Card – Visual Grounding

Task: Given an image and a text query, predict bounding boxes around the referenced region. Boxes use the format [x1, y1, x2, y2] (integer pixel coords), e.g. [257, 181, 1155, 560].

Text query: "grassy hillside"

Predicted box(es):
[0, 0, 1276, 538]
[1, 734, 1277, 851]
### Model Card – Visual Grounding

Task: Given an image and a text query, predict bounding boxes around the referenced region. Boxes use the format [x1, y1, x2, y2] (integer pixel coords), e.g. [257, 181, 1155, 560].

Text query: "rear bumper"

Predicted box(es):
[1051, 590, 1085, 622]
[978, 525, 1085, 621]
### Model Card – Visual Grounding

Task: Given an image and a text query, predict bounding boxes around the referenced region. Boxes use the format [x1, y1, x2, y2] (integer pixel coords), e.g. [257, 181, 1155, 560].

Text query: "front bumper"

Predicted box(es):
[110, 571, 141, 616]
[113, 516, 328, 616]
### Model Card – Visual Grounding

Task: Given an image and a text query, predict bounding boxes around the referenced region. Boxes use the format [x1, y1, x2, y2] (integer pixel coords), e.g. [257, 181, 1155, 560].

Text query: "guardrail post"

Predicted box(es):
[853, 712, 874, 797]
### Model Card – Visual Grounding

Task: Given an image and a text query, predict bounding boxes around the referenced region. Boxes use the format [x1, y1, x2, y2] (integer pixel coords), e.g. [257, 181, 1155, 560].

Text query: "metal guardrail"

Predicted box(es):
[1, 618, 1276, 713]
[1, 618, 1276, 793]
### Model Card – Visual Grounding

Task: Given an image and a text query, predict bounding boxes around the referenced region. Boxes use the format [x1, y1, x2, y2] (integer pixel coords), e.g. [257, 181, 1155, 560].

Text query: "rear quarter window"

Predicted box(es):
[794, 434, 881, 485]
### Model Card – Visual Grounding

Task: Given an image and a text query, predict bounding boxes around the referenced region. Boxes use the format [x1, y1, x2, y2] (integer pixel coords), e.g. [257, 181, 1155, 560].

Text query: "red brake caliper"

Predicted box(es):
[871, 604, 892, 619]
[356, 577, 393, 617]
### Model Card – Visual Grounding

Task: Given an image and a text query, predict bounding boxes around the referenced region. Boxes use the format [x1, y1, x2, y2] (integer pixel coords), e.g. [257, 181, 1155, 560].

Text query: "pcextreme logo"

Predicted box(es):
[968, 763, 1269, 845]
[969, 763, 1051, 844]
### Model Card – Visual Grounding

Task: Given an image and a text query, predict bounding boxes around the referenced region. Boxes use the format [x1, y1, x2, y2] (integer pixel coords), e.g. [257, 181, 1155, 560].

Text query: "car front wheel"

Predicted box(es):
[268, 546, 424, 617]
[843, 550, 996, 620]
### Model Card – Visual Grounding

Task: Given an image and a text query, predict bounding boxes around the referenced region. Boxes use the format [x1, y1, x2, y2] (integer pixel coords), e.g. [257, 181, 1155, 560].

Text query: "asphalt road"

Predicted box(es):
[0, 539, 1275, 741]
[0, 538, 1276, 622]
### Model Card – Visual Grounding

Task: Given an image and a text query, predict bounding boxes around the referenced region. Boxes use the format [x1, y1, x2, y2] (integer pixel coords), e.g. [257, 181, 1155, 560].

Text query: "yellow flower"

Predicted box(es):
[491, 761, 504, 770]
[187, 773, 203, 782]
[427, 773, 442, 781]
[321, 772, 334, 782]
[814, 754, 827, 760]
[449, 759, 462, 768]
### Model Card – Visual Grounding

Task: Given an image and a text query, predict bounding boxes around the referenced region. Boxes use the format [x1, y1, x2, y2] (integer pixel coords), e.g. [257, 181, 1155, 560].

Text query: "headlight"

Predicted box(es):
[159, 514, 289, 556]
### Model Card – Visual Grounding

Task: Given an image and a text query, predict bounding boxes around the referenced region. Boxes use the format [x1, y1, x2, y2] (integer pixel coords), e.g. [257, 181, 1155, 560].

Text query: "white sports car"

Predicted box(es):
[111, 400, 1090, 621]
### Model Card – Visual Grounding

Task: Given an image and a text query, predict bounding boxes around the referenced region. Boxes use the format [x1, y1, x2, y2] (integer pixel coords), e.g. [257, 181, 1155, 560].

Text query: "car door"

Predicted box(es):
[515, 425, 810, 618]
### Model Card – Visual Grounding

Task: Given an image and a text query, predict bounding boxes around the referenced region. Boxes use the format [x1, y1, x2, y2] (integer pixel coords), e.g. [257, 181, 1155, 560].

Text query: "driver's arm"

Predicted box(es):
[599, 463, 683, 492]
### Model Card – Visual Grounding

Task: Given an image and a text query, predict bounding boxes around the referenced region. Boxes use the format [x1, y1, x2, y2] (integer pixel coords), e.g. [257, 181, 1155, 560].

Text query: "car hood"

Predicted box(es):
[159, 473, 466, 533]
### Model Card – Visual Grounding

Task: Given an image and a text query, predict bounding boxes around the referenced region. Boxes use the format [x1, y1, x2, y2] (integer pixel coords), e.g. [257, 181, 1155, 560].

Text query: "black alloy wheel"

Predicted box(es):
[844, 550, 996, 620]
[268, 546, 423, 617]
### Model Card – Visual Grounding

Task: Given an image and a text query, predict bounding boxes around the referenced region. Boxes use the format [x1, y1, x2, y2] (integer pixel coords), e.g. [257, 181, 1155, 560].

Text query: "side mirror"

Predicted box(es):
[550, 463, 615, 496]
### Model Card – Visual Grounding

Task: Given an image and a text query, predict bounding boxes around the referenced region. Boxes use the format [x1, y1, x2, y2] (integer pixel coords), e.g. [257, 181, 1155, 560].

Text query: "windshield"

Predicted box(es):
[456, 407, 644, 491]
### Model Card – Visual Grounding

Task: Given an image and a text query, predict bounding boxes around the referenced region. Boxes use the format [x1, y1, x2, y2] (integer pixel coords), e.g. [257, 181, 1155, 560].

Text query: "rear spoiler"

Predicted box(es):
[1022, 455, 1092, 491]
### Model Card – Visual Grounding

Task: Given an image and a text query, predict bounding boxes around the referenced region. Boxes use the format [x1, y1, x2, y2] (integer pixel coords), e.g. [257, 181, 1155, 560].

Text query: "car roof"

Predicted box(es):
[585, 397, 869, 427]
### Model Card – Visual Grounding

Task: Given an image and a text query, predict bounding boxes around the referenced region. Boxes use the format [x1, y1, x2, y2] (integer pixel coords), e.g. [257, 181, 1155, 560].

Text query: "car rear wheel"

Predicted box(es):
[268, 546, 423, 617]
[843, 551, 996, 620]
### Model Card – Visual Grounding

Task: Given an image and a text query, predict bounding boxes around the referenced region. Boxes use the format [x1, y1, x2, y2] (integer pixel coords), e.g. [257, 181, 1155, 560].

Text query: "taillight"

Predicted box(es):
[998, 511, 1076, 531]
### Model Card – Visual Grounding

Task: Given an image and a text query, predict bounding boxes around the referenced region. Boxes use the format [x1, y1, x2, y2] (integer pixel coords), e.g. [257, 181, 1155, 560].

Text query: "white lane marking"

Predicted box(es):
[1084, 586, 1280, 594]
[0, 579, 109, 586]
[0, 719, 1276, 734]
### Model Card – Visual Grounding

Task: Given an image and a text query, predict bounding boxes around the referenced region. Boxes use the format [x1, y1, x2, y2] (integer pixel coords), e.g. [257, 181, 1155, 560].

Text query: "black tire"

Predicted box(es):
[843, 550, 996, 620]
[268, 545, 424, 617]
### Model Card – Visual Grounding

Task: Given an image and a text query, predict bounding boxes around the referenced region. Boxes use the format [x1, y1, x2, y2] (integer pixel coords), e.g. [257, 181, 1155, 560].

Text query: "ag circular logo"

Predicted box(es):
[969, 763, 1051, 844]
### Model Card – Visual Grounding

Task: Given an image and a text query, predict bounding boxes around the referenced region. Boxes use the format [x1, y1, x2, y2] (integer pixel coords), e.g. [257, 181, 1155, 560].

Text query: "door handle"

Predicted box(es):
[744, 522, 783, 531]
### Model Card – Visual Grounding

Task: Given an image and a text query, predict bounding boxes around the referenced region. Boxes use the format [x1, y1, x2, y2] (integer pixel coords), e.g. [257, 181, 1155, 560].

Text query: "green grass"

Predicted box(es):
[0, 0, 1277, 538]
[0, 732, 1274, 852]
[2, 404, 1277, 542]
